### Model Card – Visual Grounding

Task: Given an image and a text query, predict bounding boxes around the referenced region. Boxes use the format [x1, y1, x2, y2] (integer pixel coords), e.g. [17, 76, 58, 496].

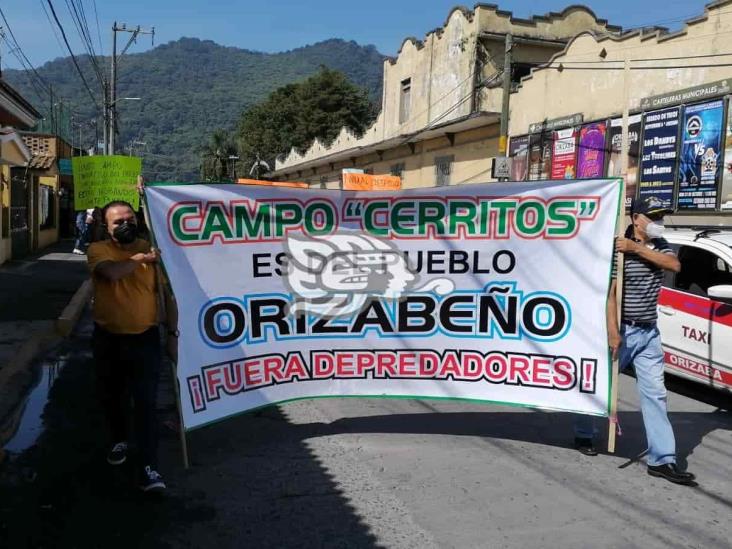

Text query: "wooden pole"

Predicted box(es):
[608, 59, 631, 453]
[140, 178, 190, 469]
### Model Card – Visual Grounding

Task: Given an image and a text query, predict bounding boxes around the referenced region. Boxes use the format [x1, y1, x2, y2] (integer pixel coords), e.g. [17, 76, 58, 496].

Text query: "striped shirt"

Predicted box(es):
[611, 234, 674, 323]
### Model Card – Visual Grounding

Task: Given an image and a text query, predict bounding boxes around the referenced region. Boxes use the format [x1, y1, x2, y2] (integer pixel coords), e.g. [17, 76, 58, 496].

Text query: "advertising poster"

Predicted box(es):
[146, 180, 621, 430]
[551, 128, 577, 180]
[528, 133, 551, 181]
[576, 122, 607, 178]
[723, 104, 732, 211]
[509, 135, 530, 181]
[638, 107, 680, 208]
[607, 115, 642, 209]
[71, 155, 142, 210]
[677, 99, 725, 210]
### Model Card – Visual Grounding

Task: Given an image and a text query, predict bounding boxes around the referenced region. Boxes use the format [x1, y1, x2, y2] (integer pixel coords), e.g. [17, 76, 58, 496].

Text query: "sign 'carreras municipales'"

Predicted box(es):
[640, 79, 731, 110]
[146, 179, 621, 430]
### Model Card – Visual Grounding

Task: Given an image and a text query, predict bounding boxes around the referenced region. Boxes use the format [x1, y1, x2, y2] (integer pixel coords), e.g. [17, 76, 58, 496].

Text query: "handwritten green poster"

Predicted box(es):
[72, 155, 142, 209]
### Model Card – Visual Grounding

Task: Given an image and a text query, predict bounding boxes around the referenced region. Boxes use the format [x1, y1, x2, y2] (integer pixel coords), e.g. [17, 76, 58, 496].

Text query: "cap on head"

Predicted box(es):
[631, 196, 673, 219]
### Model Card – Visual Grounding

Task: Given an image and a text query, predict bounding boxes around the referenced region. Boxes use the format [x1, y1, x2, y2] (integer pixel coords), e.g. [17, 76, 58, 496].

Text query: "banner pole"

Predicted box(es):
[140, 180, 191, 469]
[609, 59, 631, 453]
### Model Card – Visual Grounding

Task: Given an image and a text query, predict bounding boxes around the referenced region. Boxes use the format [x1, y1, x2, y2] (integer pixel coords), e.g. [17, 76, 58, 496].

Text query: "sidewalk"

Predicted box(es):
[0, 239, 90, 448]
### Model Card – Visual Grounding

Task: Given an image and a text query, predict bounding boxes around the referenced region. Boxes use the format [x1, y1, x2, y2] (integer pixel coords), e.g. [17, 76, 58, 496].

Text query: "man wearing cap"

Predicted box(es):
[574, 196, 696, 486]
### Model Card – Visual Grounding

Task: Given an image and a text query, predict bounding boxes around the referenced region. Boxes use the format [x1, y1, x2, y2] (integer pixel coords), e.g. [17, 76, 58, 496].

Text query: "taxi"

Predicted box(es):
[658, 226, 732, 392]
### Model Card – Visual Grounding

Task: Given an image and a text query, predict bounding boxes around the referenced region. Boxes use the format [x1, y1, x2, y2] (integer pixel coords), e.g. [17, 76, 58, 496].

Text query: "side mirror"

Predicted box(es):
[708, 285, 732, 304]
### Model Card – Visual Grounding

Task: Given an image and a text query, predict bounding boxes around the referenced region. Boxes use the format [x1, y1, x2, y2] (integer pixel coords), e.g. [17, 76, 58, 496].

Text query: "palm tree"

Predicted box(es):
[201, 129, 238, 181]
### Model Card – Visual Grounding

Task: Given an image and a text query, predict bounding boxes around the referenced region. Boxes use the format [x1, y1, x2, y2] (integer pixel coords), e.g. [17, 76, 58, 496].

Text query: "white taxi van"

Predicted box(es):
[659, 226, 732, 392]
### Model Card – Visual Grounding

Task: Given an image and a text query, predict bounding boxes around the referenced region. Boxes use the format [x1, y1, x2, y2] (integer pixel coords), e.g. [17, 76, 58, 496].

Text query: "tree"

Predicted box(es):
[235, 67, 377, 174]
[200, 129, 238, 181]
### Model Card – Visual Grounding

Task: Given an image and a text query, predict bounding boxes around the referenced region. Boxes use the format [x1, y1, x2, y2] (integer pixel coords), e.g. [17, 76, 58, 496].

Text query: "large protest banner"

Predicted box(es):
[146, 179, 621, 431]
[72, 155, 142, 209]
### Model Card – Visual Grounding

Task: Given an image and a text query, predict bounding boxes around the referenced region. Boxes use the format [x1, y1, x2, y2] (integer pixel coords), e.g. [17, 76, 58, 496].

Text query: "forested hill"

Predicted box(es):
[4, 37, 385, 181]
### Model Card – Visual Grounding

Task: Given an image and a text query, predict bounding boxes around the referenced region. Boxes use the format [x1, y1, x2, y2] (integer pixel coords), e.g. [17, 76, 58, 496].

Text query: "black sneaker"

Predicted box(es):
[574, 437, 598, 456]
[647, 463, 696, 485]
[106, 442, 128, 465]
[139, 466, 166, 493]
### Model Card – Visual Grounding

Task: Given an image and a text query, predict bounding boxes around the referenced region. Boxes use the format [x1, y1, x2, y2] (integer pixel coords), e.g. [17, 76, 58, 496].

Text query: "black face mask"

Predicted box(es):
[113, 221, 138, 244]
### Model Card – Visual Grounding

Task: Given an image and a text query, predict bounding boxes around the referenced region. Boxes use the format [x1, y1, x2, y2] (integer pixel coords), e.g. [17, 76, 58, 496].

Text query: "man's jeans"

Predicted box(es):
[575, 323, 677, 466]
[93, 324, 161, 468]
[74, 212, 89, 250]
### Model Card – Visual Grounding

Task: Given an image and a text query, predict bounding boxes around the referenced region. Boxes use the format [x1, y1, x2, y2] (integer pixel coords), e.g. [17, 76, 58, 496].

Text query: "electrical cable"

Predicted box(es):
[44, 0, 101, 112]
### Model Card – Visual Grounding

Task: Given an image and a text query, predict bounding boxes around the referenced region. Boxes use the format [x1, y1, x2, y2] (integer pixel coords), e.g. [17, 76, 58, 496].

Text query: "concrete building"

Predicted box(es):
[274, 2, 732, 220]
[508, 0, 732, 221]
[0, 78, 40, 265]
[21, 133, 77, 250]
[274, 4, 620, 188]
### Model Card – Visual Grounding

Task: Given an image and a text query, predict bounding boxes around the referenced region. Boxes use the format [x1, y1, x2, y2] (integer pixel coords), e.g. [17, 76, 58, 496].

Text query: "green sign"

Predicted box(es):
[71, 155, 142, 209]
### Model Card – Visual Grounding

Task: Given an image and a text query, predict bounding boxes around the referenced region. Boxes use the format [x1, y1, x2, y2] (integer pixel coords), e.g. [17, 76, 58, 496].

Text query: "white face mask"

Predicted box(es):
[645, 220, 665, 239]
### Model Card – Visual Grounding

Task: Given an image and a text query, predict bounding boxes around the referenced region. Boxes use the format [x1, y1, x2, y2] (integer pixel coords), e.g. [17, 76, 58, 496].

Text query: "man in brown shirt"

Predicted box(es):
[87, 200, 165, 492]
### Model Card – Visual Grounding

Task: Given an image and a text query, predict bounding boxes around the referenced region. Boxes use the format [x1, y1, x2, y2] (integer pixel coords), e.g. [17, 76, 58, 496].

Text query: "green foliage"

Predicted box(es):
[200, 129, 239, 181]
[3, 38, 384, 181]
[236, 67, 376, 172]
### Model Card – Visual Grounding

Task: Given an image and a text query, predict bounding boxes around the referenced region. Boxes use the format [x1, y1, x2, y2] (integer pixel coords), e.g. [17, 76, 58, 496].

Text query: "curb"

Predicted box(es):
[0, 278, 92, 448]
[56, 279, 93, 337]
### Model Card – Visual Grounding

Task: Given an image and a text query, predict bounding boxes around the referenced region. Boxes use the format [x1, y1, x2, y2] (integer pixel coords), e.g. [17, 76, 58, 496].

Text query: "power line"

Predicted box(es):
[45, 0, 101, 112]
[91, 0, 103, 55]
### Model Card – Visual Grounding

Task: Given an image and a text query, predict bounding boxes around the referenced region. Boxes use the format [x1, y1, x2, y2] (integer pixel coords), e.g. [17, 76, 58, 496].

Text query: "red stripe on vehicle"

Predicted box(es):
[659, 288, 732, 328]
[664, 351, 732, 388]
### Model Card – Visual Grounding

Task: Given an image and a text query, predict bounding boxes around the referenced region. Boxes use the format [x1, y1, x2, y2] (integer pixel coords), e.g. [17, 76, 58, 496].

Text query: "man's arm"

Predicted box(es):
[607, 279, 621, 360]
[95, 250, 158, 281]
[616, 238, 680, 272]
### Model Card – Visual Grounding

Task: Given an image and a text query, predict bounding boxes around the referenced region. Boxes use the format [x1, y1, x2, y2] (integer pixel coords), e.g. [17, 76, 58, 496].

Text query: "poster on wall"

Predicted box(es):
[677, 99, 725, 210]
[551, 128, 578, 179]
[723, 102, 732, 211]
[509, 136, 530, 181]
[607, 115, 642, 209]
[638, 107, 680, 208]
[576, 122, 607, 178]
[528, 133, 551, 181]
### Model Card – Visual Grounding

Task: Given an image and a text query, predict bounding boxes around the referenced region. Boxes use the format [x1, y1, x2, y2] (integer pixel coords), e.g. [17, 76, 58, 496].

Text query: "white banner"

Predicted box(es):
[146, 179, 621, 430]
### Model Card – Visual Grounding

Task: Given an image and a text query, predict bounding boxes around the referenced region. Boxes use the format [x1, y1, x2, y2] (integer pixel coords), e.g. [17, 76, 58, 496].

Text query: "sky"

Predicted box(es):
[0, 0, 714, 70]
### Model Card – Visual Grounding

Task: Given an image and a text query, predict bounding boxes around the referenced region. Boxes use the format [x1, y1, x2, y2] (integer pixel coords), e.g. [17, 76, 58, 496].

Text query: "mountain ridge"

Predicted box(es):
[3, 37, 386, 181]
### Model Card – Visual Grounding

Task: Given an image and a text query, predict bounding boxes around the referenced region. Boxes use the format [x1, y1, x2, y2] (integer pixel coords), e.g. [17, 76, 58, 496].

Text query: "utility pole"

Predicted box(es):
[497, 33, 513, 181]
[109, 22, 154, 155]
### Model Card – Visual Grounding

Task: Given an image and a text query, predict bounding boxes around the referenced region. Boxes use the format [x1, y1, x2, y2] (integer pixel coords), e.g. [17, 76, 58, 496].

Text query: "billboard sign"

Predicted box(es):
[638, 107, 680, 208]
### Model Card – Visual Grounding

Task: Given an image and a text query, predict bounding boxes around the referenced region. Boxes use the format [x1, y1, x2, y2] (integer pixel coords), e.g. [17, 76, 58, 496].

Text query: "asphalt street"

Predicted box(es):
[1, 312, 730, 548]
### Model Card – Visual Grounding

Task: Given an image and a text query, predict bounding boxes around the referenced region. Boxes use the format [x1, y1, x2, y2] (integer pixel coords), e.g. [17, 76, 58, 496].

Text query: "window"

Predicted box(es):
[671, 245, 732, 297]
[399, 78, 411, 124]
[390, 162, 405, 178]
[435, 155, 454, 186]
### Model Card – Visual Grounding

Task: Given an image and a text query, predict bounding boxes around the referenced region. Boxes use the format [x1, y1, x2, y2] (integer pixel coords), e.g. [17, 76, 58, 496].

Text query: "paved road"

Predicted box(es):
[2, 314, 730, 548]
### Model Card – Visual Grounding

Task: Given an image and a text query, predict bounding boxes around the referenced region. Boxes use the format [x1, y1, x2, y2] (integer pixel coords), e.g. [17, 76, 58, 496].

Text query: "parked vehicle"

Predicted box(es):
[657, 226, 732, 392]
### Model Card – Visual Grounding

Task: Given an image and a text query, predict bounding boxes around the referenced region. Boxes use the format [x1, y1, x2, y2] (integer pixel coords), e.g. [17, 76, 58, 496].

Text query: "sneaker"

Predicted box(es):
[106, 441, 128, 465]
[574, 437, 598, 456]
[72, 248, 85, 255]
[139, 465, 166, 492]
[647, 463, 696, 485]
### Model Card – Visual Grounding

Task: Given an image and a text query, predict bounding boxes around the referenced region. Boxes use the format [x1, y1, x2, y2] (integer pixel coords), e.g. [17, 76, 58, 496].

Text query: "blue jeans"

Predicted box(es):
[575, 324, 677, 466]
[74, 212, 89, 249]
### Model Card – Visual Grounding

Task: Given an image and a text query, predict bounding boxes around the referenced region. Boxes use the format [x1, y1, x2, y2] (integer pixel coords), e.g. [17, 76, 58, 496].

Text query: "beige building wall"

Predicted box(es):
[275, 4, 619, 177]
[0, 165, 11, 265]
[509, 2, 732, 134]
[37, 175, 59, 250]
